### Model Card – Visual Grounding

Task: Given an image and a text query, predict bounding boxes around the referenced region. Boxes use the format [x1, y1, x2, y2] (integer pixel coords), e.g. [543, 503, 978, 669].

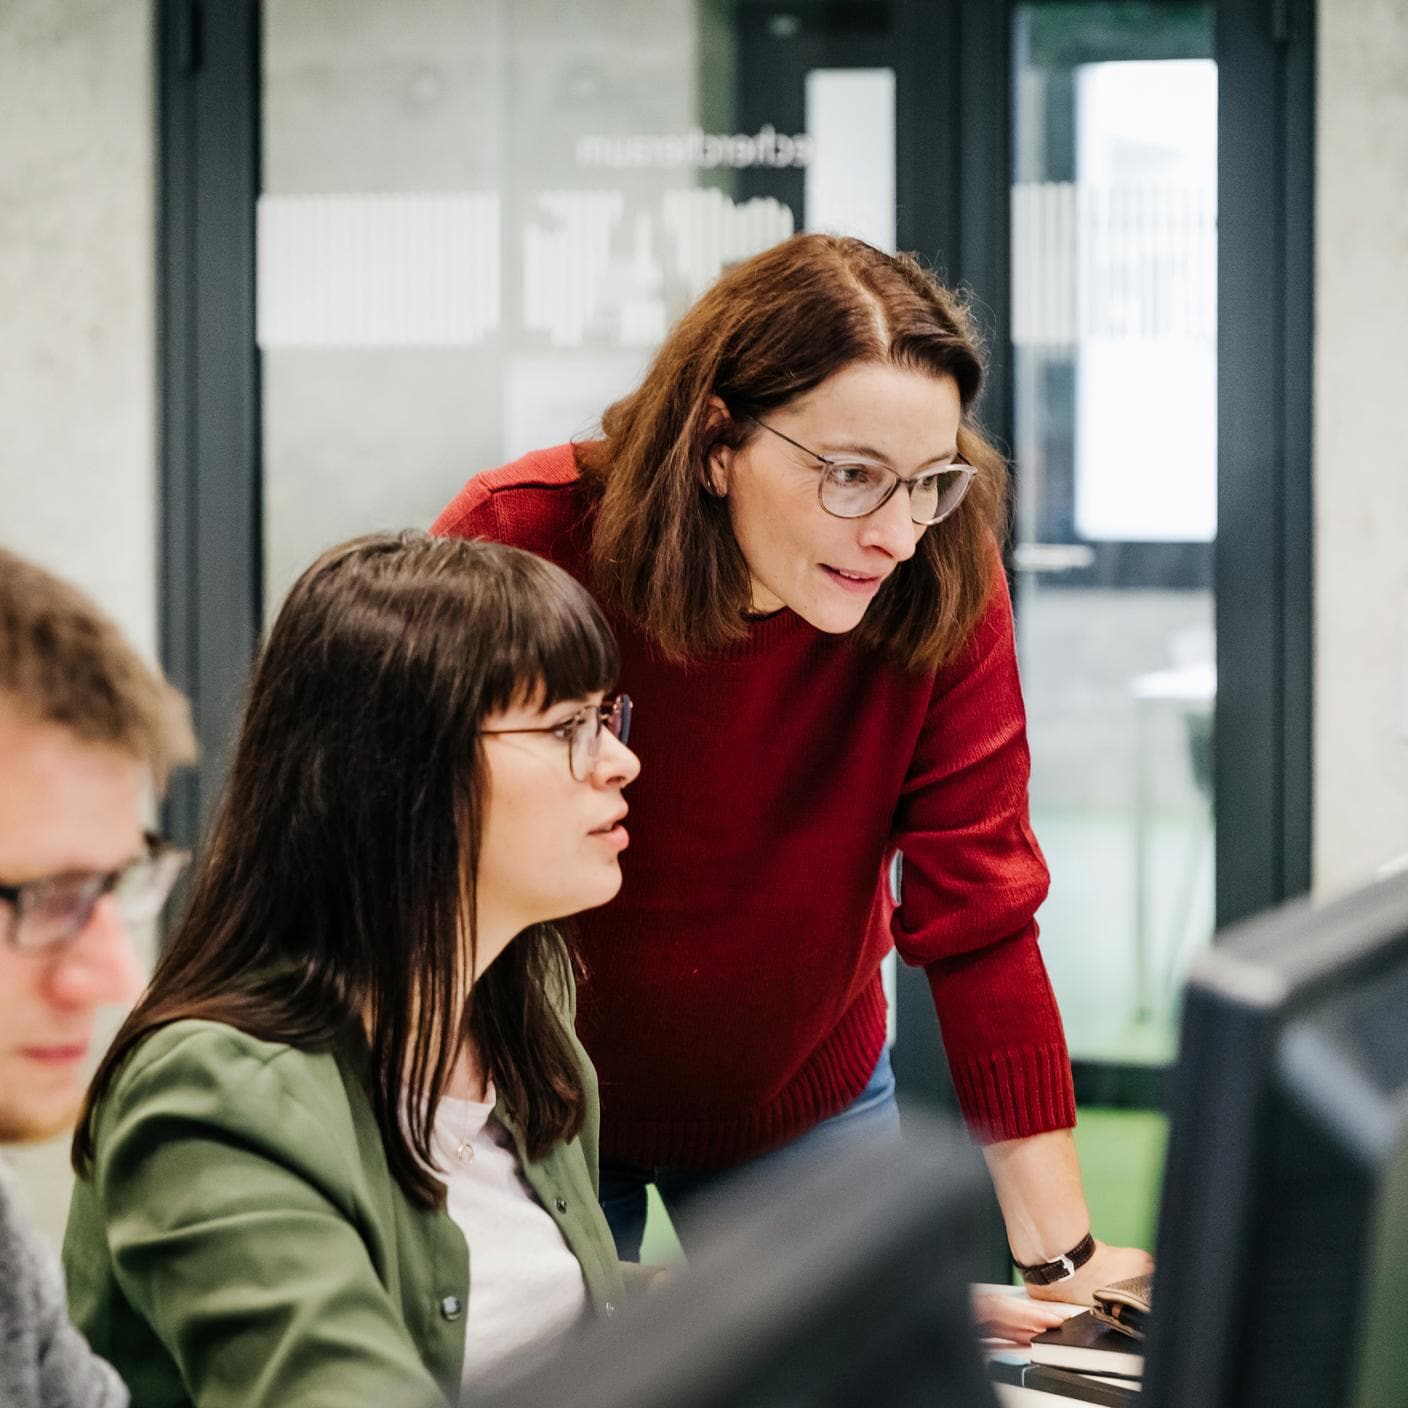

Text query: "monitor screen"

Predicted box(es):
[467, 1108, 1001, 1408]
[1145, 869, 1408, 1408]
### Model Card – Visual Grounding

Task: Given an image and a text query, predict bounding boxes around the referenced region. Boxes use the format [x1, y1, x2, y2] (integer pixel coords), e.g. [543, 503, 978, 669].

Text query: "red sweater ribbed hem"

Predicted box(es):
[949, 1042, 1078, 1143]
[597, 978, 890, 1170]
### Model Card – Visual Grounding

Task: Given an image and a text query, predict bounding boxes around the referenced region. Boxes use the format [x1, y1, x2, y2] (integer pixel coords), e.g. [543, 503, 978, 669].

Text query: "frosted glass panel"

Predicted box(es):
[804, 68, 896, 251]
[259, 0, 813, 616]
[1011, 3, 1216, 1066]
[1073, 59, 1216, 542]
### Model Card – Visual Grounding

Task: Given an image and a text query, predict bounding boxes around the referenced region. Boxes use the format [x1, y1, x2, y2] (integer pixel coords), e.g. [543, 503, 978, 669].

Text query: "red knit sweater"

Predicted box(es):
[435, 445, 1075, 1168]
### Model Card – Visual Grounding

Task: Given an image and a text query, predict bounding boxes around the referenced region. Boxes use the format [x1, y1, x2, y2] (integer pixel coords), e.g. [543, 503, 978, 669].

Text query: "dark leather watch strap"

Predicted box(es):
[1015, 1231, 1096, 1285]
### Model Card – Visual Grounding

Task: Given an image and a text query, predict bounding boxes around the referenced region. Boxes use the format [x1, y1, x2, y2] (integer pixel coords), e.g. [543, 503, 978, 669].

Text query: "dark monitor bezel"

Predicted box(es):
[1144, 869, 1408, 1408]
[466, 1108, 1001, 1408]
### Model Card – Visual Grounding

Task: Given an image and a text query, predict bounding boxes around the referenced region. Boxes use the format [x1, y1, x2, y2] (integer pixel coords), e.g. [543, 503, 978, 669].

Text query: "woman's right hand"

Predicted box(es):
[971, 1289, 1072, 1344]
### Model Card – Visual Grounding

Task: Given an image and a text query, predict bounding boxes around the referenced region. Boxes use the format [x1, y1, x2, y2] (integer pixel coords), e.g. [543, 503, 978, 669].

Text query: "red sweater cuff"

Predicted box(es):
[945, 1041, 1077, 1143]
[923, 923, 1077, 1142]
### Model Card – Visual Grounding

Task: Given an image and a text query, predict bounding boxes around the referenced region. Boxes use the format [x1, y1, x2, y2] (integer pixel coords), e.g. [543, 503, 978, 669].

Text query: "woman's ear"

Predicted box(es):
[702, 395, 732, 497]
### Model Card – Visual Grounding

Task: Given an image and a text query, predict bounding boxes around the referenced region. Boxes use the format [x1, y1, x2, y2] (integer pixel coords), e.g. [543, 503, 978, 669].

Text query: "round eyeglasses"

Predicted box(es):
[0, 832, 190, 954]
[481, 694, 633, 782]
[751, 418, 976, 525]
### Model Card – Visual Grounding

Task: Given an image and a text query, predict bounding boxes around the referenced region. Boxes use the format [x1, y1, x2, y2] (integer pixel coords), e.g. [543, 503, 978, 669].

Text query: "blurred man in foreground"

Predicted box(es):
[0, 547, 193, 1406]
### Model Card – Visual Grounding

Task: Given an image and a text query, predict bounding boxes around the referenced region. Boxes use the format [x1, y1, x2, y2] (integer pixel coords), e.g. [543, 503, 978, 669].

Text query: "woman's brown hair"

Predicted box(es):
[577, 233, 1008, 672]
[74, 532, 618, 1209]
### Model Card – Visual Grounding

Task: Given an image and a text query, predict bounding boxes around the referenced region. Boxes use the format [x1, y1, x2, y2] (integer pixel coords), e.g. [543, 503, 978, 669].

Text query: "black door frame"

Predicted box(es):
[157, 0, 262, 842]
[1214, 0, 1315, 928]
[156, 0, 1314, 1096]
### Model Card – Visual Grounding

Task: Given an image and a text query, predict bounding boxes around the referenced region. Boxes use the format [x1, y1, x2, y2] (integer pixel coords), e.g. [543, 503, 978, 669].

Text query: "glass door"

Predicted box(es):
[1010, 2, 1217, 1068]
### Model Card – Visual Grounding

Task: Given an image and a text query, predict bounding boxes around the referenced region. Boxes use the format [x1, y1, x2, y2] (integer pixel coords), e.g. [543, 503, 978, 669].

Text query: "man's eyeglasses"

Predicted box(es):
[752, 418, 976, 525]
[481, 694, 633, 782]
[0, 833, 189, 954]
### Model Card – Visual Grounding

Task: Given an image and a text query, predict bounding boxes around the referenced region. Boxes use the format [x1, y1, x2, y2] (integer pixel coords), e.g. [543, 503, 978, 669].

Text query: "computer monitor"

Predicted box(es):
[1145, 869, 1408, 1408]
[468, 1108, 1001, 1408]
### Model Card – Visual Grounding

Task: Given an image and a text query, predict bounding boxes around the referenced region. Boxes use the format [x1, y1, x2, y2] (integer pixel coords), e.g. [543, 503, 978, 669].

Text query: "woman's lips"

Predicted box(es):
[590, 825, 629, 851]
[20, 1044, 89, 1066]
[821, 564, 884, 595]
[590, 808, 629, 851]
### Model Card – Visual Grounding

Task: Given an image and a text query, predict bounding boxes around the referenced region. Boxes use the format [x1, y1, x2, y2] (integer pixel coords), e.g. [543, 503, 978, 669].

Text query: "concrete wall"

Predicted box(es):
[0, 0, 156, 657]
[0, 0, 155, 1242]
[1313, 0, 1408, 894]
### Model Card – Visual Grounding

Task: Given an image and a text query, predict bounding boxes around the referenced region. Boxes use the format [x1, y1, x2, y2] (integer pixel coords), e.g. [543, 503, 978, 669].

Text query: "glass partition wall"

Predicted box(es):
[258, 0, 899, 612]
[1011, 2, 1217, 1072]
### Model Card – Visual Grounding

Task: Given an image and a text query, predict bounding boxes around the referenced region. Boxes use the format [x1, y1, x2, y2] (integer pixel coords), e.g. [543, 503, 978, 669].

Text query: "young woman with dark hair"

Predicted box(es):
[63, 532, 640, 1406]
[435, 233, 1151, 1337]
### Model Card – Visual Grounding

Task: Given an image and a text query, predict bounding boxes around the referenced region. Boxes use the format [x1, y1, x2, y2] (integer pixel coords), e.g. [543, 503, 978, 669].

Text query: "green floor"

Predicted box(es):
[1071, 1105, 1168, 1253]
[637, 1105, 1167, 1269]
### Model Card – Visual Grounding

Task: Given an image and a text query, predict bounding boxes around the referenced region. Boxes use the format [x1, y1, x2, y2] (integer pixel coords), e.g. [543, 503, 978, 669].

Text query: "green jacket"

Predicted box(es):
[62, 1016, 627, 1408]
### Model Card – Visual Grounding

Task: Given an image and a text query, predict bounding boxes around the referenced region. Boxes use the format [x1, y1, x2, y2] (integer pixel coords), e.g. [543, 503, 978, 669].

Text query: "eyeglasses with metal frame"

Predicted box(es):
[751, 418, 976, 525]
[0, 832, 190, 954]
[480, 694, 633, 782]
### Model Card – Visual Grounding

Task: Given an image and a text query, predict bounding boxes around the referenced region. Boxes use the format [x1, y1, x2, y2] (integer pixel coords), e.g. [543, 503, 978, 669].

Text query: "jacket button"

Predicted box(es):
[604, 1301, 616, 1316]
[554, 1197, 568, 1213]
[440, 1296, 463, 1321]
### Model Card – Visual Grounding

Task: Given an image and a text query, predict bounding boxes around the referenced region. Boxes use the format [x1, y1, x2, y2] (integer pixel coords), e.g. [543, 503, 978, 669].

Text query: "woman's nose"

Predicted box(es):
[857, 483, 922, 560]
[594, 729, 641, 787]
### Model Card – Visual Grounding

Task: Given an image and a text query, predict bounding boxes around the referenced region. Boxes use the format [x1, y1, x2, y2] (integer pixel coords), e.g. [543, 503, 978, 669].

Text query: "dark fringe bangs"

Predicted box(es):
[477, 551, 620, 714]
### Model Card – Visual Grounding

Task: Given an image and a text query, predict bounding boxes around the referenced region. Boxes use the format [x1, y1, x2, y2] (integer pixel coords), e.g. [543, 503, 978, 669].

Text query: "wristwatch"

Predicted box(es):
[1014, 1231, 1096, 1286]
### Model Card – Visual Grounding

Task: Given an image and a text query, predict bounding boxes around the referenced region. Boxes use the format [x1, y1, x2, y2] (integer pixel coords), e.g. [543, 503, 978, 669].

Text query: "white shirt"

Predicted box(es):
[431, 1087, 588, 1388]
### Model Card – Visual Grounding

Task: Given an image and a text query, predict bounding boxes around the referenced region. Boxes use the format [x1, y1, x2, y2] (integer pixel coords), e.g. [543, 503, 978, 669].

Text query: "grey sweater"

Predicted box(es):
[1, 1159, 126, 1408]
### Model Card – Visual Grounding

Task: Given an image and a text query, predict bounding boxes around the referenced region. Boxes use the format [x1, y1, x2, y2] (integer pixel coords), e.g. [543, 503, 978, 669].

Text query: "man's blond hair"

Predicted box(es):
[0, 547, 195, 786]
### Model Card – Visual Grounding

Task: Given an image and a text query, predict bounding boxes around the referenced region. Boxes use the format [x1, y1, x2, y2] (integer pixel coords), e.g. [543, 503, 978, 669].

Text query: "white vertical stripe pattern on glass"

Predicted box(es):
[661, 188, 795, 302]
[256, 192, 500, 348]
[1011, 181, 1216, 348]
[522, 191, 626, 348]
[260, 188, 797, 351]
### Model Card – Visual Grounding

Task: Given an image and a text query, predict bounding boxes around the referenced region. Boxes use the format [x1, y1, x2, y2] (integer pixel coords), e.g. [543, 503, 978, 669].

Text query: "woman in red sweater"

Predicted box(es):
[434, 234, 1150, 1329]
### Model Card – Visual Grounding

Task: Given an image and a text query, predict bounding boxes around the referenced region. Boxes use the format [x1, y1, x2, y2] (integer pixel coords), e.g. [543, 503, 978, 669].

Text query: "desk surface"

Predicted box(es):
[995, 1386, 1089, 1406]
